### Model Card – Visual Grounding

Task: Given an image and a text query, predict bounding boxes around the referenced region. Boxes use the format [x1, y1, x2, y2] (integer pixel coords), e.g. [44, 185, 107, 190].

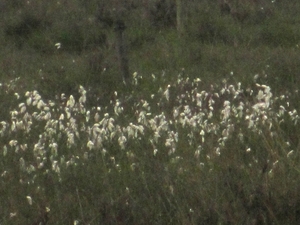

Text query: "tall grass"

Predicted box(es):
[1, 72, 300, 224]
[1, 0, 300, 224]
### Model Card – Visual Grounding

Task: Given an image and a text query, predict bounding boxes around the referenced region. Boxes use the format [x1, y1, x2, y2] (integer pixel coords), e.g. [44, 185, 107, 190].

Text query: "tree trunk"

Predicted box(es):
[176, 0, 184, 35]
[114, 20, 130, 85]
[111, 0, 130, 85]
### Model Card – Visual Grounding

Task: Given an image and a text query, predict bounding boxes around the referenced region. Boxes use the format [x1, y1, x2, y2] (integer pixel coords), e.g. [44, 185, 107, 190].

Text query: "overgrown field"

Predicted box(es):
[1, 0, 300, 224]
[1, 73, 300, 224]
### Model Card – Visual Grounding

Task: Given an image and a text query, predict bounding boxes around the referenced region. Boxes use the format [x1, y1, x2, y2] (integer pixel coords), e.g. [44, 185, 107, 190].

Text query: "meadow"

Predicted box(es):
[1, 72, 300, 224]
[1, 0, 300, 224]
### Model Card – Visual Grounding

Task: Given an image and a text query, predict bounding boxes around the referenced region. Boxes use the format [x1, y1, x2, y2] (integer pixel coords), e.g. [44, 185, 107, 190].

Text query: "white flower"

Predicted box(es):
[65, 108, 71, 119]
[67, 95, 75, 108]
[118, 135, 127, 150]
[55, 43, 61, 49]
[86, 110, 90, 122]
[67, 133, 75, 146]
[50, 143, 58, 156]
[164, 85, 170, 101]
[79, 95, 86, 104]
[114, 100, 123, 115]
[194, 149, 200, 159]
[37, 100, 46, 109]
[26, 196, 33, 205]
[14, 93, 20, 99]
[10, 212, 17, 218]
[59, 113, 64, 120]
[44, 112, 51, 120]
[16, 121, 24, 130]
[287, 150, 294, 158]
[87, 140, 94, 150]
[9, 140, 18, 147]
[52, 161, 60, 173]
[18, 103, 26, 113]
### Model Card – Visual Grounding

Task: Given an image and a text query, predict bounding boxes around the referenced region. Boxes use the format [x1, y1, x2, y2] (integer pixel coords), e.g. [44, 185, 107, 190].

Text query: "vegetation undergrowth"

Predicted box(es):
[1, 73, 300, 224]
[1, 0, 300, 224]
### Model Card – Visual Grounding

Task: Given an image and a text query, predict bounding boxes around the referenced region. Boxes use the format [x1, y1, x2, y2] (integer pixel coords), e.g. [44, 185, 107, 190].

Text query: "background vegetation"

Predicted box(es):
[1, 0, 300, 224]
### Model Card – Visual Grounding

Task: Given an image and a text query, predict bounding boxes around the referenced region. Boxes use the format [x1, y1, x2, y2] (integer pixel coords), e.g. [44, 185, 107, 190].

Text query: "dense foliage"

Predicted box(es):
[1, 0, 300, 224]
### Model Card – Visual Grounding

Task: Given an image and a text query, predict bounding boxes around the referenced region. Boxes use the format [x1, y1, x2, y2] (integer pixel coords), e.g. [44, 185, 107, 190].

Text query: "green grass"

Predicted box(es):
[1, 74, 300, 224]
[1, 0, 300, 224]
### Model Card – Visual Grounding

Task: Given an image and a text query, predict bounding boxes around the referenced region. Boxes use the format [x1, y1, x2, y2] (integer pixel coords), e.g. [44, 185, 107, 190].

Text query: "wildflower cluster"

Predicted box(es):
[0, 73, 299, 223]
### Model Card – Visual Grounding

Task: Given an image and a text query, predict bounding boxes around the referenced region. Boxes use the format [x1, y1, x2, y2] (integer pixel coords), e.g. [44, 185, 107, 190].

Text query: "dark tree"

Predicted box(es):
[114, 19, 130, 85]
